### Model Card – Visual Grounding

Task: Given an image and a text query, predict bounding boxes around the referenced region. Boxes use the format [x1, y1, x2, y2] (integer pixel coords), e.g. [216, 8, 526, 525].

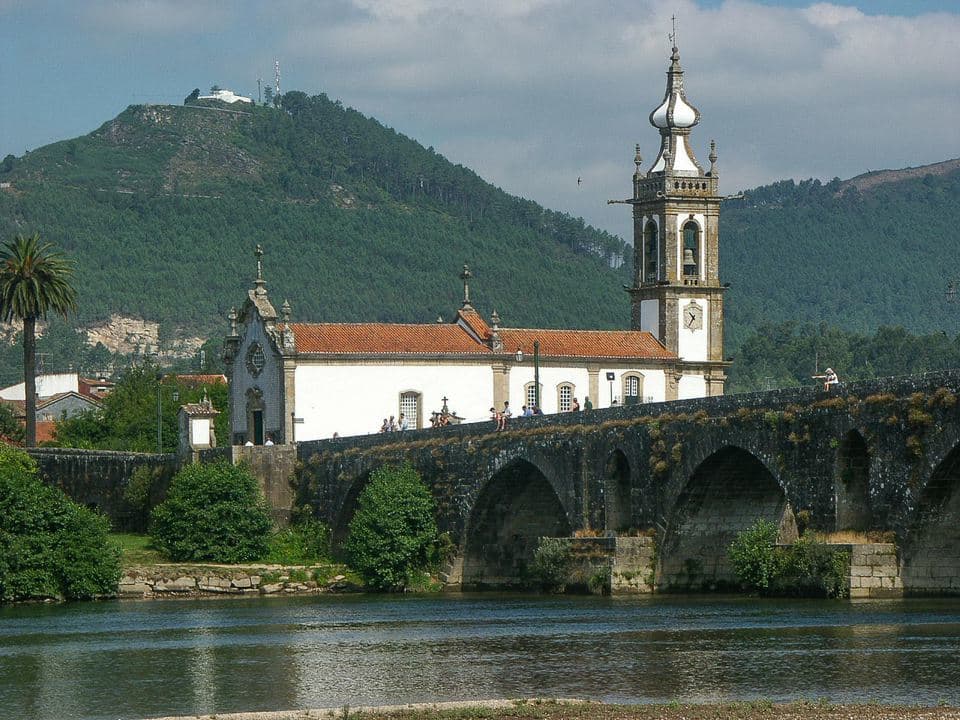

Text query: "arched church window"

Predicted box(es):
[622, 373, 644, 405]
[682, 221, 699, 277]
[644, 221, 658, 281]
[557, 383, 575, 412]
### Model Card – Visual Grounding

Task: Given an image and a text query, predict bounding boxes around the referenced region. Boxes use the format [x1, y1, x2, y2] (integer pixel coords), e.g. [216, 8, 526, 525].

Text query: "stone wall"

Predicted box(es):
[28, 447, 179, 532]
[118, 564, 352, 599]
[546, 536, 656, 594]
[842, 543, 903, 599]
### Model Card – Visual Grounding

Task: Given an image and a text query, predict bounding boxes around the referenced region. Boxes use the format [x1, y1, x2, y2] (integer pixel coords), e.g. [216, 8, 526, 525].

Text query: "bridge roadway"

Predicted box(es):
[298, 371, 960, 594]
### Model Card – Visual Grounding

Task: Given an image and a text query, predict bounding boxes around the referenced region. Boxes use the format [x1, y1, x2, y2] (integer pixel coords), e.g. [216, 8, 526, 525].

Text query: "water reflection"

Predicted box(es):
[1, 595, 960, 720]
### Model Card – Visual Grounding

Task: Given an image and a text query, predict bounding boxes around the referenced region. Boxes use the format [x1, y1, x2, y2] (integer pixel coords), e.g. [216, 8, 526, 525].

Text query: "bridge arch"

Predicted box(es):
[603, 449, 633, 534]
[901, 442, 960, 595]
[835, 428, 872, 531]
[659, 444, 797, 591]
[461, 457, 573, 590]
[329, 468, 375, 559]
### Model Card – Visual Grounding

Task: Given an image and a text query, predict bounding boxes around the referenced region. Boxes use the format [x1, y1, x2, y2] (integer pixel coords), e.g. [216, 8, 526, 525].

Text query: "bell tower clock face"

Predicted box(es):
[682, 302, 703, 331]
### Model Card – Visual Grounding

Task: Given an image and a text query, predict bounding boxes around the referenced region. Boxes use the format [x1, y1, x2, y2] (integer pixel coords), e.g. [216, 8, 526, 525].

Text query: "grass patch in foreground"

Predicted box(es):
[110, 533, 165, 566]
[339, 700, 960, 720]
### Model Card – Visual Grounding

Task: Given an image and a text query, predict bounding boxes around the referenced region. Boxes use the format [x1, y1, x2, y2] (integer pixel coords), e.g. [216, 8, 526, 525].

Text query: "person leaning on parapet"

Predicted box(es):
[813, 367, 840, 391]
[583, 396, 593, 411]
[399, 413, 409, 432]
[570, 397, 580, 412]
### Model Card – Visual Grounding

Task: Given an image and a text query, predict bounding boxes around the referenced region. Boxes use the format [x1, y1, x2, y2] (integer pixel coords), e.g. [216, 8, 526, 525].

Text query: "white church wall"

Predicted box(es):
[600, 368, 667, 406]
[508, 366, 591, 414]
[293, 361, 493, 440]
[678, 373, 707, 400]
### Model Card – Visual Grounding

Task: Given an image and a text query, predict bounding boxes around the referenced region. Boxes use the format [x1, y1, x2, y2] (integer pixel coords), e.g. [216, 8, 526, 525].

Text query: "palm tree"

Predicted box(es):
[0, 235, 77, 446]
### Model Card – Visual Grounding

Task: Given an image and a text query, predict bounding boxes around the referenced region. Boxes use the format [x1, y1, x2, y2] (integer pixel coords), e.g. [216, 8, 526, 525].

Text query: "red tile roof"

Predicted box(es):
[456, 308, 491, 340]
[290, 320, 675, 361]
[499, 328, 675, 360]
[175, 374, 228, 386]
[291, 322, 488, 355]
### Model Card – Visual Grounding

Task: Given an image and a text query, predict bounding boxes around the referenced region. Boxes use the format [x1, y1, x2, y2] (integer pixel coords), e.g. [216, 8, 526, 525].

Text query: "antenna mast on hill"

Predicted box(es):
[274, 60, 281, 99]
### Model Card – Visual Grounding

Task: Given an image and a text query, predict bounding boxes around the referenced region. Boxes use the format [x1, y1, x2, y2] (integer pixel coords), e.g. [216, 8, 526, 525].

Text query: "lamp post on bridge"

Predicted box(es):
[515, 341, 541, 410]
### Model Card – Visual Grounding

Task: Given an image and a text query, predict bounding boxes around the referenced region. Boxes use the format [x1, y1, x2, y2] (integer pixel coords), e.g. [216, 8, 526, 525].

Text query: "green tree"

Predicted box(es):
[150, 461, 272, 562]
[345, 463, 438, 591]
[0, 402, 23, 443]
[0, 444, 121, 601]
[0, 234, 77, 446]
[53, 365, 228, 452]
[727, 519, 781, 593]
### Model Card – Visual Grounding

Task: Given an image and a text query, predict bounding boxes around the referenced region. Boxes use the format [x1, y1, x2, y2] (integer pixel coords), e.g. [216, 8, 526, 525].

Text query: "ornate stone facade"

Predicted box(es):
[619, 44, 729, 396]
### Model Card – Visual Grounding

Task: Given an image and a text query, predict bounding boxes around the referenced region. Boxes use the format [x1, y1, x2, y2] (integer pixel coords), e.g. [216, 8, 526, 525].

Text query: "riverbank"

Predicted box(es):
[119, 563, 359, 598]
[146, 699, 960, 720]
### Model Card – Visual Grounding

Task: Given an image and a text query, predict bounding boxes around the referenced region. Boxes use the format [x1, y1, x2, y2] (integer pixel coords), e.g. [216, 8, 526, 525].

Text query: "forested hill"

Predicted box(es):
[0, 92, 631, 345]
[721, 159, 960, 348]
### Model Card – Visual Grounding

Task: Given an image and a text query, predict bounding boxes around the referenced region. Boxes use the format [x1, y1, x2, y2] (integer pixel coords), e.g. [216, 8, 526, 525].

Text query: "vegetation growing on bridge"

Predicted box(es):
[0, 445, 121, 602]
[728, 520, 849, 598]
[345, 463, 441, 591]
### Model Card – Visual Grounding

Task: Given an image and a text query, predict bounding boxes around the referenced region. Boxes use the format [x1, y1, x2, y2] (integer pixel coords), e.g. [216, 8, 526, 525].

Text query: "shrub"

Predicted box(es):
[729, 519, 850, 599]
[345, 463, 438, 591]
[0, 445, 121, 601]
[150, 461, 272, 563]
[531, 538, 571, 592]
[727, 519, 781, 593]
[771, 534, 849, 599]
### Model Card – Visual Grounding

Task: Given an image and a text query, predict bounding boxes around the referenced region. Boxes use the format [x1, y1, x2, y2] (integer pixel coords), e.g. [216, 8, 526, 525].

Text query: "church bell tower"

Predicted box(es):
[622, 43, 727, 396]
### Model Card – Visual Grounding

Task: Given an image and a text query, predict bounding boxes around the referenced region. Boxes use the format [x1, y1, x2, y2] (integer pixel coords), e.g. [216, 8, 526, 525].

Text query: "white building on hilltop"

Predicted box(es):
[198, 89, 252, 104]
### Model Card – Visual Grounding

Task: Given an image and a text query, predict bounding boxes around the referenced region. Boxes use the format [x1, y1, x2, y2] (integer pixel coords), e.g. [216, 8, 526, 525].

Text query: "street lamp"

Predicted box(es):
[606, 371, 615, 406]
[533, 340, 541, 410]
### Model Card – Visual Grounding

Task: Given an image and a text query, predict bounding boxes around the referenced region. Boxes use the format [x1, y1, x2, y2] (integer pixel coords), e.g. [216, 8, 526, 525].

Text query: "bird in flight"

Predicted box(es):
[577, 176, 582, 186]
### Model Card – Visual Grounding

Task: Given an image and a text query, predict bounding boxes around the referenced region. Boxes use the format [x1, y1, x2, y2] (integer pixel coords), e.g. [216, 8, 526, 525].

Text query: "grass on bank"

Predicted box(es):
[337, 699, 960, 720]
[111, 533, 165, 565]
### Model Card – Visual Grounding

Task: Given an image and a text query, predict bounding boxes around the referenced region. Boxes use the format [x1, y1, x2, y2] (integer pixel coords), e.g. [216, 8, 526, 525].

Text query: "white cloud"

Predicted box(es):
[255, 0, 959, 239]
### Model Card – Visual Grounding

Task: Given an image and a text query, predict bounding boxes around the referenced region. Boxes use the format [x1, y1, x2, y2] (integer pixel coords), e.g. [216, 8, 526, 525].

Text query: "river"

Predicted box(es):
[1, 594, 959, 720]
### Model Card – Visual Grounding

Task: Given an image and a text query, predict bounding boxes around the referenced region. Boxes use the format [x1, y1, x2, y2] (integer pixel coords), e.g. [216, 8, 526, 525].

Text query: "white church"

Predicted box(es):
[222, 44, 729, 444]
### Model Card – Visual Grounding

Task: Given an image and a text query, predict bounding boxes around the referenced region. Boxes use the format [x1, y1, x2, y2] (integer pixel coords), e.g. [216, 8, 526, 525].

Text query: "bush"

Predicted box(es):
[727, 519, 781, 593]
[0, 445, 121, 601]
[265, 515, 331, 564]
[729, 519, 850, 599]
[771, 534, 849, 599]
[150, 461, 272, 563]
[530, 538, 571, 592]
[345, 463, 438, 591]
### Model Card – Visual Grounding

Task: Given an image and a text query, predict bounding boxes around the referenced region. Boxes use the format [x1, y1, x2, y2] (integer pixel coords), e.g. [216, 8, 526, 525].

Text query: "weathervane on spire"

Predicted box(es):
[460, 263, 473, 308]
[670, 14, 677, 47]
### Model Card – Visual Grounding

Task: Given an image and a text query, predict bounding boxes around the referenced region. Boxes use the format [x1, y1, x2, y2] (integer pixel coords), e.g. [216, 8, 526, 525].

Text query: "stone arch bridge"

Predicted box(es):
[293, 371, 960, 595]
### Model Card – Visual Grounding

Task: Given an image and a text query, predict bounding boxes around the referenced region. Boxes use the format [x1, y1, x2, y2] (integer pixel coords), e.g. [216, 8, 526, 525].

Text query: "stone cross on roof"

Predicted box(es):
[460, 263, 473, 309]
[254, 244, 267, 297]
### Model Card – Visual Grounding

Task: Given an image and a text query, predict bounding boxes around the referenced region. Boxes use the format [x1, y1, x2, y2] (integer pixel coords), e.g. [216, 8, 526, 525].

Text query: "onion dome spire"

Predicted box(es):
[648, 43, 704, 176]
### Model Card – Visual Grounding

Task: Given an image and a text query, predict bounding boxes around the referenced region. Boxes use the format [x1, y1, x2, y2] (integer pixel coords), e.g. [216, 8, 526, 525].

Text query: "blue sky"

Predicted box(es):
[2, 0, 958, 239]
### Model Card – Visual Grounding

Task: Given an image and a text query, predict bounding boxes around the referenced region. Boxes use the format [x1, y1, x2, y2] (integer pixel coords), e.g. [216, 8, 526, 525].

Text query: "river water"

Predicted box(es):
[2, 594, 960, 720]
